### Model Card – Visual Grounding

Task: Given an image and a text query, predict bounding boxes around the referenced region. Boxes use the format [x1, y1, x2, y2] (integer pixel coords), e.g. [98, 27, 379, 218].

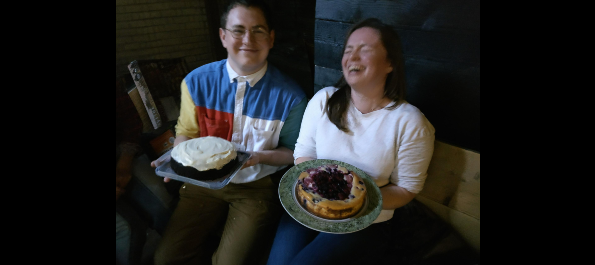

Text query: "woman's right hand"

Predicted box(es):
[295, 157, 315, 165]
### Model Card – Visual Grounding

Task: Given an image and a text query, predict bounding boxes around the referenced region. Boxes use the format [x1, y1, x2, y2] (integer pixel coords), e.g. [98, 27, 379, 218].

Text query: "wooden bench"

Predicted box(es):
[417, 140, 481, 254]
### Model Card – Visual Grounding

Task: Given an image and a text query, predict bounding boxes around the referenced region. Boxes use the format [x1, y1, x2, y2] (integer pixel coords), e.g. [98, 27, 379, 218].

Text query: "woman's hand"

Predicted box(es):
[295, 157, 315, 165]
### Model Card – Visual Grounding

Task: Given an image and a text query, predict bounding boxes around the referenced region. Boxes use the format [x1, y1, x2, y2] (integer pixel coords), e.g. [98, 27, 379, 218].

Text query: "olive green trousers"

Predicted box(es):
[154, 176, 281, 265]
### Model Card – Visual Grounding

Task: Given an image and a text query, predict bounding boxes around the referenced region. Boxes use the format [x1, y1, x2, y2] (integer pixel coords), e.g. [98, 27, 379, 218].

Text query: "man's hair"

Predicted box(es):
[220, 0, 274, 31]
[327, 18, 407, 132]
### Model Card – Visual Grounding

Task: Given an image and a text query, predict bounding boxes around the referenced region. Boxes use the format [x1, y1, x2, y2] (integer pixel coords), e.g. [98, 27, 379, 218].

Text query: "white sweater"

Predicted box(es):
[294, 87, 436, 223]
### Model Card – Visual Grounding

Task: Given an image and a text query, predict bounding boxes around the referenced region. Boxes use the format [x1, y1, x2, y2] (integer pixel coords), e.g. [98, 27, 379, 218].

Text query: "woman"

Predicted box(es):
[267, 18, 436, 265]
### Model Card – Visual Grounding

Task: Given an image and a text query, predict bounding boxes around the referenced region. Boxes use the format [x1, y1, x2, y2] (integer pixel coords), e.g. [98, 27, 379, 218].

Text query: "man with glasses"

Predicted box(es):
[153, 1, 307, 264]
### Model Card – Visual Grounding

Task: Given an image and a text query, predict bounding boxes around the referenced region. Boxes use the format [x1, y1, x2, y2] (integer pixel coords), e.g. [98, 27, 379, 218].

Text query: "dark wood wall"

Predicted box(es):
[314, 0, 481, 153]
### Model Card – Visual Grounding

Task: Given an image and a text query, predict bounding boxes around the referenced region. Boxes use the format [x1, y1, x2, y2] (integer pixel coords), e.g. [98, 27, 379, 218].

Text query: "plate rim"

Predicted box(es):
[279, 159, 383, 234]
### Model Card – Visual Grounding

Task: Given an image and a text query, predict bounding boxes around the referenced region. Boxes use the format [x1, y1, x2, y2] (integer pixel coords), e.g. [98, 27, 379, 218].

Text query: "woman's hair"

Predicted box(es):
[327, 18, 407, 132]
[220, 0, 274, 31]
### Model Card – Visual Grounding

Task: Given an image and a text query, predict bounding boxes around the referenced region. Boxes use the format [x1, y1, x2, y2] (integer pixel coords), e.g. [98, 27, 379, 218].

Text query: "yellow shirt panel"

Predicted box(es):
[175, 80, 200, 139]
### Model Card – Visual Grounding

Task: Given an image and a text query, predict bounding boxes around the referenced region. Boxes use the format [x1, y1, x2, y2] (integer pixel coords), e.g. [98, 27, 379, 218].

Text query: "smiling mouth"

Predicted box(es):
[348, 65, 365, 73]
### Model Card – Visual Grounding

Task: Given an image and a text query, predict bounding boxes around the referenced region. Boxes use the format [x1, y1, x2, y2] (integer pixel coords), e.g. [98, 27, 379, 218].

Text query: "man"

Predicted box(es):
[152, 1, 308, 264]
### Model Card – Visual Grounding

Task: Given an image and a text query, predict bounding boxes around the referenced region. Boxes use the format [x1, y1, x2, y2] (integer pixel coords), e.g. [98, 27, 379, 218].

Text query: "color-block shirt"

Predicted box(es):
[176, 60, 307, 184]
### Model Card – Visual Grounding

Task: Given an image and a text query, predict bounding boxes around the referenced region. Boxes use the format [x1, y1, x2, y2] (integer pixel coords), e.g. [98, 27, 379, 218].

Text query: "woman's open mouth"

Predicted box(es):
[348, 65, 365, 73]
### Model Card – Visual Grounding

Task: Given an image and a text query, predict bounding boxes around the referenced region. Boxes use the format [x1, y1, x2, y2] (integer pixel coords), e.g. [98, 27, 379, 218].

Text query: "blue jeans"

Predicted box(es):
[267, 213, 393, 265]
[116, 212, 131, 265]
[116, 200, 147, 265]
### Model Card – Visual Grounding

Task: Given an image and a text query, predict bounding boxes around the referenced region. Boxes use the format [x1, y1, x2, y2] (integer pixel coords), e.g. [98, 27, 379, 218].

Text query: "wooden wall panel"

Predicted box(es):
[314, 65, 342, 94]
[314, 19, 480, 67]
[405, 59, 481, 151]
[267, 0, 317, 98]
[315, 0, 480, 32]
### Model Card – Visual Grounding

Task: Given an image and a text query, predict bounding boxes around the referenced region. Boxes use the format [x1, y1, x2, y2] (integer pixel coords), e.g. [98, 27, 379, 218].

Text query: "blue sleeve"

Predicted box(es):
[279, 98, 308, 151]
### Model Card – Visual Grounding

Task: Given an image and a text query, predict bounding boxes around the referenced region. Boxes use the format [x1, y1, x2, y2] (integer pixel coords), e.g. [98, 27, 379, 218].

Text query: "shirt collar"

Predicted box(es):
[226, 60, 268, 87]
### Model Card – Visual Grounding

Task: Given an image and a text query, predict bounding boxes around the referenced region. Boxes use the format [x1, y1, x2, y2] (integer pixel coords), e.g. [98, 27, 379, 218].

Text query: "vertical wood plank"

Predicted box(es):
[419, 141, 481, 220]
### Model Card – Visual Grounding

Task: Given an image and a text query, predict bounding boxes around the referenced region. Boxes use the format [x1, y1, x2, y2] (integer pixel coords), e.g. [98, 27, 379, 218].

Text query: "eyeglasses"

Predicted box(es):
[225, 28, 270, 40]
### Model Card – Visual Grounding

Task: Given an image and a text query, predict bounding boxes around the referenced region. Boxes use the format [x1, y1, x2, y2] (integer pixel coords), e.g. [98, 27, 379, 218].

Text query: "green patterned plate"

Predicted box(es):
[279, 159, 383, 234]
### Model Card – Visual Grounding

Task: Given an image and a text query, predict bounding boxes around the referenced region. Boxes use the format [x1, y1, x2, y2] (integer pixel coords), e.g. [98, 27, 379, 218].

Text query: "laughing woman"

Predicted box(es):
[267, 18, 436, 265]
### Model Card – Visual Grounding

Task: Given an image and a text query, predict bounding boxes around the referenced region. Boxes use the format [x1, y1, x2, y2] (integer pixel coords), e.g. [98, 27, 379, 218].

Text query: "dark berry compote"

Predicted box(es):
[299, 165, 354, 201]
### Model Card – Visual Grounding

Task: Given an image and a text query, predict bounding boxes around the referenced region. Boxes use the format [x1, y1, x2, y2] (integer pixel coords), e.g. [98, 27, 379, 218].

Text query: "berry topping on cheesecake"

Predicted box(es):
[296, 164, 366, 220]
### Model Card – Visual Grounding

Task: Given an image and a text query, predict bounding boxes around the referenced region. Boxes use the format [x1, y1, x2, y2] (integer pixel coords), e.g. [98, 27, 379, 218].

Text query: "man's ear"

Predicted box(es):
[220, 28, 227, 48]
[269, 29, 275, 49]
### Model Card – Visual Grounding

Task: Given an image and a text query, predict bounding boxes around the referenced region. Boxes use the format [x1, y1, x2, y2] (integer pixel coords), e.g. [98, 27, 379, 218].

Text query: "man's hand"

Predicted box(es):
[151, 157, 172, 183]
[241, 152, 260, 170]
[151, 135, 191, 183]
[240, 147, 295, 169]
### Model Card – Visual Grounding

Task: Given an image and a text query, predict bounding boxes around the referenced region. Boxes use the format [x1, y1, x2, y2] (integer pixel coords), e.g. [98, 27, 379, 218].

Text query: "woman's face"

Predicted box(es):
[342, 27, 393, 89]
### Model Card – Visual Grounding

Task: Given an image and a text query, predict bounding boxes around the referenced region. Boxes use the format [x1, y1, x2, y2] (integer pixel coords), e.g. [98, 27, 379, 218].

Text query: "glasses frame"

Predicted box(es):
[224, 28, 270, 40]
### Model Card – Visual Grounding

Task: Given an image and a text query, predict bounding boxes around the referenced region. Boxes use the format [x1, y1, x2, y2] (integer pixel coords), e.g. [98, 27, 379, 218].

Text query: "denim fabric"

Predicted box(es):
[116, 212, 131, 265]
[267, 213, 393, 265]
[116, 200, 148, 265]
[116, 154, 176, 265]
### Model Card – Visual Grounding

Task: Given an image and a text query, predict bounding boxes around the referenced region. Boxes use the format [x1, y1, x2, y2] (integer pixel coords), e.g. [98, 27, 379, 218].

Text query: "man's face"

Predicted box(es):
[220, 6, 275, 76]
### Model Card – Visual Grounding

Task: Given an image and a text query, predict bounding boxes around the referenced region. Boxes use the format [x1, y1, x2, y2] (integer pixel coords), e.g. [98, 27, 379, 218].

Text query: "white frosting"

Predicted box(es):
[171, 137, 237, 171]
